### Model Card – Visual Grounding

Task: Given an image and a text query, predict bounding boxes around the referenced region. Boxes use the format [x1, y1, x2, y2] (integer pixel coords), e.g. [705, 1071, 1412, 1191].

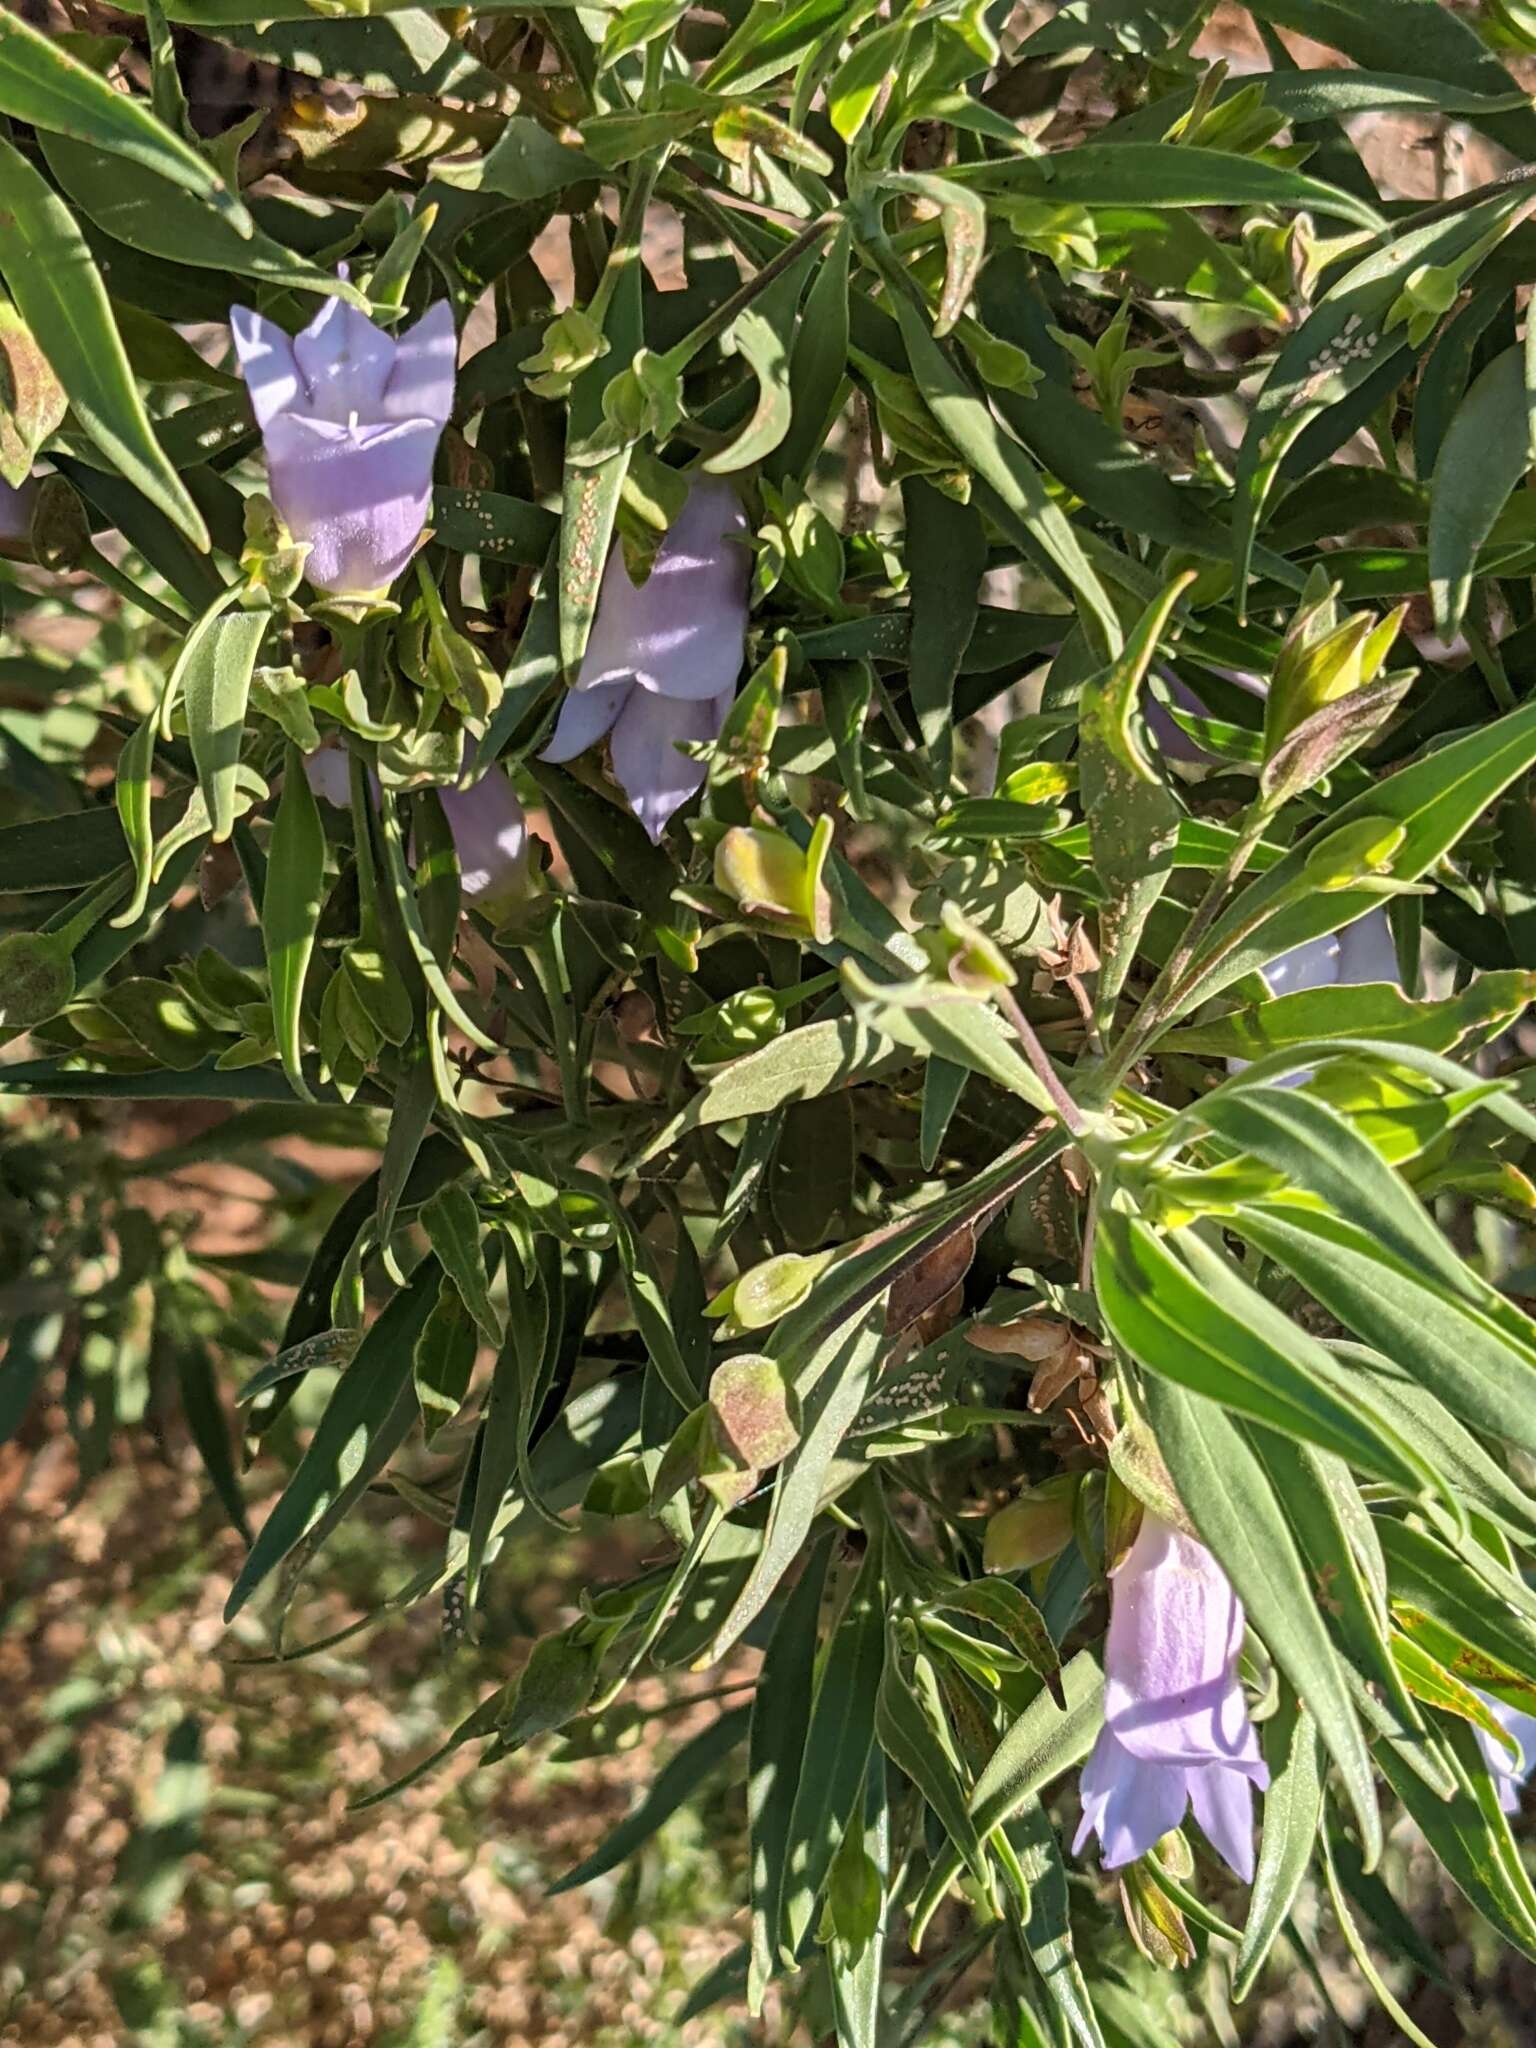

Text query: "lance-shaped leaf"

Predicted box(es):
[904, 477, 987, 791]
[1376, 1715, 1536, 1964]
[780, 1540, 886, 1954]
[262, 745, 326, 1103]
[1232, 1693, 1323, 2000]
[1094, 1208, 1437, 1497]
[875, 1644, 992, 1896]
[1159, 968, 1536, 1061]
[890, 288, 1122, 660]
[1078, 573, 1191, 1028]
[883, 172, 986, 337]
[706, 1303, 887, 1664]
[183, 609, 268, 845]
[1429, 344, 1535, 639]
[748, 1533, 832, 2008]
[224, 1260, 440, 1620]
[0, 10, 248, 220]
[1232, 1202, 1536, 1466]
[0, 293, 64, 489]
[0, 137, 205, 549]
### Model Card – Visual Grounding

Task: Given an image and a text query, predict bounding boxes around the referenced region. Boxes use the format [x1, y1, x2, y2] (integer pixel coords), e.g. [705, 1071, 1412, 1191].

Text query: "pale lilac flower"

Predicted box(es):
[1074, 1515, 1268, 1880]
[1474, 1692, 1536, 1814]
[1265, 913, 1399, 995]
[542, 477, 749, 841]
[438, 769, 529, 919]
[231, 292, 456, 597]
[1233, 909, 1398, 1086]
[303, 742, 359, 810]
[303, 742, 527, 915]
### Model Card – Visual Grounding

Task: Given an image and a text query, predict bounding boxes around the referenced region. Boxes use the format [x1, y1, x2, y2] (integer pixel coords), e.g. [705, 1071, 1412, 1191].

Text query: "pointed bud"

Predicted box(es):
[714, 815, 833, 941]
[1301, 814, 1406, 891]
[983, 1477, 1079, 1573]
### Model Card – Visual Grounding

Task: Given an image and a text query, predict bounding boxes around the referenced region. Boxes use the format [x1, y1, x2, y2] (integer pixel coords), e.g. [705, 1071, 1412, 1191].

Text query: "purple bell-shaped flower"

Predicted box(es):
[1475, 1691, 1536, 1814]
[232, 293, 456, 598]
[1074, 1514, 1269, 1880]
[542, 477, 749, 842]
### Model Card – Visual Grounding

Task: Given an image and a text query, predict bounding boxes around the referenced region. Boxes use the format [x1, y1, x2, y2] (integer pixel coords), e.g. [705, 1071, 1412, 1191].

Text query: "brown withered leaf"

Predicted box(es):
[886, 1221, 974, 1336]
[0, 297, 66, 490]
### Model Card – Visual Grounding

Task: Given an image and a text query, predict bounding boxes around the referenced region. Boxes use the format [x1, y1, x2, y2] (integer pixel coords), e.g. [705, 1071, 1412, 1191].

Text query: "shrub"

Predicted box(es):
[3, 2, 1536, 2041]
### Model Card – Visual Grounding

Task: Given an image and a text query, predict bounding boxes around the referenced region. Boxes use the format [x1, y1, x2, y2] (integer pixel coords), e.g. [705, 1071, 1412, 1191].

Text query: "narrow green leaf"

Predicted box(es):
[465, 1253, 553, 1601]
[749, 1533, 833, 2008]
[262, 744, 327, 1103]
[1232, 1693, 1322, 2001]
[421, 1181, 504, 1346]
[223, 1260, 439, 1620]
[1095, 1212, 1436, 1496]
[928, 1579, 1061, 1702]
[1428, 345, 1533, 638]
[875, 1648, 991, 1894]
[1375, 1715, 1536, 1963]
[903, 477, 986, 789]
[110, 712, 159, 929]
[0, 12, 247, 218]
[890, 289, 1122, 661]
[1008, 1797, 1105, 2048]
[0, 136, 205, 548]
[1247, 1429, 1424, 1737]
[551, 1707, 750, 1894]
[41, 131, 358, 300]
[1336, 1343, 1536, 1549]
[1159, 969, 1536, 1060]
[781, 1543, 886, 1955]
[707, 1302, 887, 1664]
[956, 141, 1385, 232]
[627, 1017, 902, 1168]
[1233, 1203, 1536, 1466]
[183, 608, 267, 845]
[1377, 1519, 1536, 1706]
[172, 1340, 251, 1542]
[772, 221, 851, 487]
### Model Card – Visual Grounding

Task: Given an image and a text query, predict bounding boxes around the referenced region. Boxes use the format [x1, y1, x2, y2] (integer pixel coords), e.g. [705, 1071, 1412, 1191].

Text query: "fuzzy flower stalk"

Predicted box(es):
[1075, 1515, 1269, 1880]
[232, 292, 456, 598]
[542, 477, 749, 841]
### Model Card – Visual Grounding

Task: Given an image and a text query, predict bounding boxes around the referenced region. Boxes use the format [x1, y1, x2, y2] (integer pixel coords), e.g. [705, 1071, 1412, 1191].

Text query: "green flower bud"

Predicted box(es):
[1265, 576, 1407, 757]
[240, 492, 310, 604]
[919, 902, 1016, 994]
[708, 1352, 800, 1472]
[519, 307, 609, 400]
[713, 1249, 834, 1331]
[0, 930, 76, 1035]
[983, 1476, 1079, 1573]
[714, 814, 833, 941]
[1301, 814, 1406, 891]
